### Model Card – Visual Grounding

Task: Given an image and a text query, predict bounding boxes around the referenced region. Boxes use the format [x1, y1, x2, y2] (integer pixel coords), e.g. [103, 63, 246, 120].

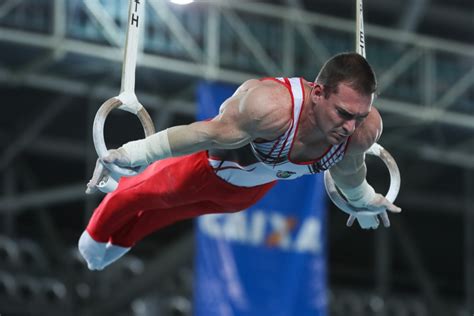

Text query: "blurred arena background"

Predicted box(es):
[0, 0, 473, 315]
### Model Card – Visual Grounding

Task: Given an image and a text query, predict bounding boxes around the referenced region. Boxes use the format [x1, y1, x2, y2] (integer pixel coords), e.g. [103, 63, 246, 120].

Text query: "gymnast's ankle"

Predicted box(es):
[78, 230, 107, 271]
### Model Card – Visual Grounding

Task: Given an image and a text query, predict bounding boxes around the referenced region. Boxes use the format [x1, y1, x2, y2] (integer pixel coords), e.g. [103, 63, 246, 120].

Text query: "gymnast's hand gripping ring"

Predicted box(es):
[92, 93, 156, 177]
[323, 143, 401, 217]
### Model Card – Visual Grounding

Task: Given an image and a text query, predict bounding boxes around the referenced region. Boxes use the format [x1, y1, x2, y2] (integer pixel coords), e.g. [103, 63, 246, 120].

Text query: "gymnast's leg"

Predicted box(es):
[79, 154, 202, 270]
[78, 152, 275, 270]
[101, 202, 220, 269]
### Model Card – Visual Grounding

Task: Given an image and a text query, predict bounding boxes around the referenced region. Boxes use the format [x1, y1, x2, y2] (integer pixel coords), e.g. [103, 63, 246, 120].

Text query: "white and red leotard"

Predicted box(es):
[208, 77, 350, 187]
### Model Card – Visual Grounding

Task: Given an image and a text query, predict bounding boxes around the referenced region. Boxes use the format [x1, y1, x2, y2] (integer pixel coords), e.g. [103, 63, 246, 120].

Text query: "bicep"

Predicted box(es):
[214, 84, 290, 142]
[208, 96, 255, 148]
[235, 84, 291, 139]
[207, 117, 253, 149]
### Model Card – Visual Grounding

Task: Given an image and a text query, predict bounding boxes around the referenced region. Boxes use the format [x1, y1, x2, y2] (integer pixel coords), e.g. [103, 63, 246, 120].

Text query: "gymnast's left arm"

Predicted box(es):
[329, 111, 401, 229]
[329, 151, 401, 228]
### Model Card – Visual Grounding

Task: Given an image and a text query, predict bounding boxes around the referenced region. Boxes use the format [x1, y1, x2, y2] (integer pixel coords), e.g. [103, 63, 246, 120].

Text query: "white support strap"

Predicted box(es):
[122, 129, 173, 167]
[356, 0, 366, 57]
[117, 91, 143, 115]
[120, 0, 144, 95]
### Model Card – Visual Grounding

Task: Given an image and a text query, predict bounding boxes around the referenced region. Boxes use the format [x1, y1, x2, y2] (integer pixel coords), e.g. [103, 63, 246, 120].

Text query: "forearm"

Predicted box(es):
[121, 124, 206, 167]
[121, 120, 250, 166]
[121, 129, 172, 166]
[330, 155, 376, 208]
[330, 155, 367, 190]
[167, 122, 216, 156]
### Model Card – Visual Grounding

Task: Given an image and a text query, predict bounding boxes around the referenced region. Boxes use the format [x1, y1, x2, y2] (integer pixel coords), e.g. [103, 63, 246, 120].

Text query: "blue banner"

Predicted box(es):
[194, 81, 328, 316]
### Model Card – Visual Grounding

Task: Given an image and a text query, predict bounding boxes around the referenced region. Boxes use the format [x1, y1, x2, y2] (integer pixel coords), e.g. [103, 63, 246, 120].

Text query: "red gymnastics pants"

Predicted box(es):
[86, 151, 276, 247]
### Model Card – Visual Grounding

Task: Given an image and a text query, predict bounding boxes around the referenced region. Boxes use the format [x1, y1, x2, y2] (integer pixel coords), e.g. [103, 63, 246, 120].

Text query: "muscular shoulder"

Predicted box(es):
[212, 79, 293, 140]
[235, 79, 293, 139]
[346, 106, 383, 155]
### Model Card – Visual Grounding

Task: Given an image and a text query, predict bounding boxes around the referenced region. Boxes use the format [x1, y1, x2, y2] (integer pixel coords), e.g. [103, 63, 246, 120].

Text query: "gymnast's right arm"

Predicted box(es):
[103, 82, 290, 168]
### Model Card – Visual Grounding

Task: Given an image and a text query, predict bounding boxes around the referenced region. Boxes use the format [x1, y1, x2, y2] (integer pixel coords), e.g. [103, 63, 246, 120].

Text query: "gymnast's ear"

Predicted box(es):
[311, 83, 325, 103]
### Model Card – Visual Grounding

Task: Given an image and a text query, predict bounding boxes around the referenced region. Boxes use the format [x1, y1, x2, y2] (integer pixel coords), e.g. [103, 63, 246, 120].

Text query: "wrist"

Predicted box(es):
[122, 129, 173, 167]
[339, 179, 376, 208]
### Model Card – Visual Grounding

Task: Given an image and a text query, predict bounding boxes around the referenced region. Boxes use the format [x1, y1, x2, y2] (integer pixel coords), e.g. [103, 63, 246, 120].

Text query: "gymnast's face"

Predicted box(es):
[311, 82, 373, 145]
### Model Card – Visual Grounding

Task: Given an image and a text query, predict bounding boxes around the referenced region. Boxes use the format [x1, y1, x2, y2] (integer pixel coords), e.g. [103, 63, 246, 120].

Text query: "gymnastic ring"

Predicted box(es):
[324, 143, 401, 216]
[93, 97, 156, 177]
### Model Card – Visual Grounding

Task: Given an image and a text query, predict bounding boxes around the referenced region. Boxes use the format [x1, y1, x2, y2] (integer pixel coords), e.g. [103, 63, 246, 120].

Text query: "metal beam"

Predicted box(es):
[378, 48, 423, 94]
[422, 49, 435, 106]
[221, 9, 281, 74]
[0, 131, 88, 161]
[377, 99, 474, 130]
[293, 20, 330, 66]
[149, 0, 203, 61]
[415, 144, 474, 169]
[3, 167, 16, 235]
[0, 27, 257, 83]
[287, 0, 330, 64]
[0, 184, 85, 213]
[0, 95, 72, 171]
[53, 0, 66, 40]
[0, 67, 196, 115]
[432, 66, 474, 110]
[19, 162, 69, 266]
[397, 0, 430, 32]
[387, 141, 474, 169]
[282, 15, 295, 75]
[83, 0, 122, 47]
[204, 5, 220, 79]
[0, 0, 21, 21]
[378, 45, 450, 145]
[13, 51, 60, 80]
[20, 136, 87, 160]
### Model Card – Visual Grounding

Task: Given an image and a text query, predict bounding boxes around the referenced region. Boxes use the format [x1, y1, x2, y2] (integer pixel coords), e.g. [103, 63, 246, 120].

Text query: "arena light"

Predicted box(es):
[169, 0, 194, 5]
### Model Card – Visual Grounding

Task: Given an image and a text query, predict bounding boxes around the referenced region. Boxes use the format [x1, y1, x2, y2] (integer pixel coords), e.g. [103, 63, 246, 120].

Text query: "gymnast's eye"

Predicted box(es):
[336, 108, 354, 120]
